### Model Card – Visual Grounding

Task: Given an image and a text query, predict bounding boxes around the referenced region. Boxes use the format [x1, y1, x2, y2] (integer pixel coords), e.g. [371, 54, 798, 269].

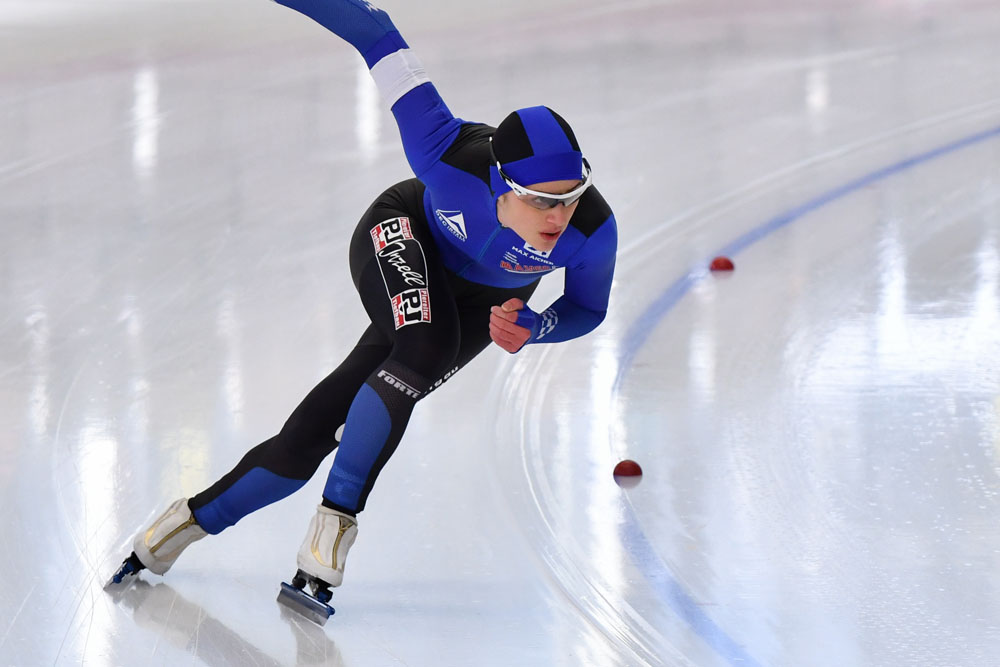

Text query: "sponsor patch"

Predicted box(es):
[391, 288, 432, 329]
[424, 365, 459, 397]
[500, 260, 554, 274]
[376, 369, 422, 399]
[524, 242, 553, 259]
[500, 243, 556, 273]
[371, 216, 414, 251]
[435, 209, 468, 242]
[370, 217, 431, 329]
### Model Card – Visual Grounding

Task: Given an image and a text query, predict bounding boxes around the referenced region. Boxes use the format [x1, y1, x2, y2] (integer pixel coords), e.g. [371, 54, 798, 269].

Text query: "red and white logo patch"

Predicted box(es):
[391, 288, 431, 329]
[371, 216, 431, 329]
[371, 217, 414, 251]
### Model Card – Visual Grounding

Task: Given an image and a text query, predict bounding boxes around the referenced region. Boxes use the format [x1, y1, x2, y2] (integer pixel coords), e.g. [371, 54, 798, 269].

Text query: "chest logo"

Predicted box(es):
[435, 209, 468, 242]
[524, 242, 552, 258]
[502, 245, 555, 274]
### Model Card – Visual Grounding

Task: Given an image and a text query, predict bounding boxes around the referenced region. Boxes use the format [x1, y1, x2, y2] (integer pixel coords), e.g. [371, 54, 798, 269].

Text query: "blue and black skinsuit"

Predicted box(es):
[187, 0, 618, 530]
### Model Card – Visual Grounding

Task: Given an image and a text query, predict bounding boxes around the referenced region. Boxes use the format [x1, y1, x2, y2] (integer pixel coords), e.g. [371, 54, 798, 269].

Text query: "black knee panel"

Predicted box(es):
[369, 359, 435, 409]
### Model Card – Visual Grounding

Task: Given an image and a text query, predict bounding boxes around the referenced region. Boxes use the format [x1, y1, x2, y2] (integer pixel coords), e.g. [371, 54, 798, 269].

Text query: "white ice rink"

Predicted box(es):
[3, 0, 1000, 665]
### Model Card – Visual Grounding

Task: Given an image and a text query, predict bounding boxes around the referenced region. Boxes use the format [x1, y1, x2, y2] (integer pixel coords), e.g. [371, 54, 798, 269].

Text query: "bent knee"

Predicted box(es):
[389, 330, 460, 382]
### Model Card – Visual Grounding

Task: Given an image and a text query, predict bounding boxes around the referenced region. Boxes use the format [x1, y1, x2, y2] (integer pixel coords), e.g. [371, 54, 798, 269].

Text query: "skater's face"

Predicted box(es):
[496, 179, 582, 252]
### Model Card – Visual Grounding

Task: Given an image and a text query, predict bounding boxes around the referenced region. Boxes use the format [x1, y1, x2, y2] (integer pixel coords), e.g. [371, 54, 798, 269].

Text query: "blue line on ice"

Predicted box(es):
[614, 122, 1000, 666]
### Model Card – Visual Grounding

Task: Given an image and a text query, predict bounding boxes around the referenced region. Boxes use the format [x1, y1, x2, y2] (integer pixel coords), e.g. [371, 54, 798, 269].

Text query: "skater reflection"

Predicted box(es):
[115, 580, 284, 665]
[115, 579, 344, 666]
[278, 602, 348, 666]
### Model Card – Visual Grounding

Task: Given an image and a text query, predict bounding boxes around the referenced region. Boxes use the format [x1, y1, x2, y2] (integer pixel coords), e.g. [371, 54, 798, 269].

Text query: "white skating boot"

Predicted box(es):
[297, 505, 358, 588]
[276, 505, 357, 624]
[132, 498, 207, 575]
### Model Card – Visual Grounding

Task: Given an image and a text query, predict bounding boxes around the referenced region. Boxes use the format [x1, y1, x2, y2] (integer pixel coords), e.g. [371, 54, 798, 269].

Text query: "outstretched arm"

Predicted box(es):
[274, 0, 405, 67]
[273, 0, 463, 176]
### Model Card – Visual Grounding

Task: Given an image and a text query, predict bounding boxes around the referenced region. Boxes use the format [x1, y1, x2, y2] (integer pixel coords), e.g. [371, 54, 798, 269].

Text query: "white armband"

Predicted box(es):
[369, 49, 431, 108]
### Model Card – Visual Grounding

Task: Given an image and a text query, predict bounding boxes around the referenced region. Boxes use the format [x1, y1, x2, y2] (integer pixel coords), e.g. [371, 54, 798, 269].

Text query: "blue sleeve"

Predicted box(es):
[515, 216, 618, 345]
[273, 0, 461, 177]
[388, 82, 462, 177]
[273, 0, 406, 66]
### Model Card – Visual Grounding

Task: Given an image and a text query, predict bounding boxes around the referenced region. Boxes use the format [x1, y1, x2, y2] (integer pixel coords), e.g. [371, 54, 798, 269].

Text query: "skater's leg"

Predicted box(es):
[188, 326, 391, 534]
[315, 275, 544, 509]
[119, 329, 390, 577]
[321, 190, 467, 515]
[292, 276, 539, 589]
[295, 181, 465, 587]
[318, 260, 462, 512]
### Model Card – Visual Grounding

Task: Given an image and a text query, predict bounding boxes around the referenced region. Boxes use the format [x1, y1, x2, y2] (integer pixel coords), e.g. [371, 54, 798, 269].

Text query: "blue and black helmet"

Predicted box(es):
[490, 106, 584, 195]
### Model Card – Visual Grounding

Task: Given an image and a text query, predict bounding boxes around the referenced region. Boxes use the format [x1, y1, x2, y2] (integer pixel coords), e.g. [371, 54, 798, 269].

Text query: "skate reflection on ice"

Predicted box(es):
[115, 580, 286, 666]
[278, 602, 346, 666]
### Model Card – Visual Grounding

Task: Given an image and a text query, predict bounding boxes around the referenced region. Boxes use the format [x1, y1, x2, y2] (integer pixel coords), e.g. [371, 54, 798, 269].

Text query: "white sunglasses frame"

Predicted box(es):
[495, 157, 593, 210]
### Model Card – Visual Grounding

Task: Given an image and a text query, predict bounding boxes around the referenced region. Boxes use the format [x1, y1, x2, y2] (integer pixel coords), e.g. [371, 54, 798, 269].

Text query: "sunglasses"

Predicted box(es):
[490, 137, 593, 210]
[497, 158, 593, 210]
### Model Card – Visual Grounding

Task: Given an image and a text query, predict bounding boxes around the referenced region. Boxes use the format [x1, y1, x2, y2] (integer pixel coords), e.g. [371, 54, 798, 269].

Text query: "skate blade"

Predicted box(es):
[104, 563, 141, 591]
[104, 570, 140, 593]
[276, 582, 334, 626]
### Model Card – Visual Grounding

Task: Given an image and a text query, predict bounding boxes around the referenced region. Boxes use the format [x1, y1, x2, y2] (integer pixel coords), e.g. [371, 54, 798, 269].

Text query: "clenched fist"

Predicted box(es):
[489, 298, 536, 353]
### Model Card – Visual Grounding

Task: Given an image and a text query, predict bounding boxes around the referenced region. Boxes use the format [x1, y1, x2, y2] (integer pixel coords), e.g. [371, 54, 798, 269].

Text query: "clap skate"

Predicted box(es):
[277, 569, 337, 625]
[106, 498, 207, 590]
[106, 552, 146, 588]
[276, 505, 358, 625]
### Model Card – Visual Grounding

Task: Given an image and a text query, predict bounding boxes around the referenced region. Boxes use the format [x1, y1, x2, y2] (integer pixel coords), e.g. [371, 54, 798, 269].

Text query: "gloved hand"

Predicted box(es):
[489, 298, 539, 353]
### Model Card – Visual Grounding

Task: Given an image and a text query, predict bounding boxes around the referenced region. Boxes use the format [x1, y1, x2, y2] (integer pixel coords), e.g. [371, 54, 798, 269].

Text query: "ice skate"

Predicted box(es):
[106, 498, 207, 589]
[105, 552, 146, 589]
[276, 505, 358, 625]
